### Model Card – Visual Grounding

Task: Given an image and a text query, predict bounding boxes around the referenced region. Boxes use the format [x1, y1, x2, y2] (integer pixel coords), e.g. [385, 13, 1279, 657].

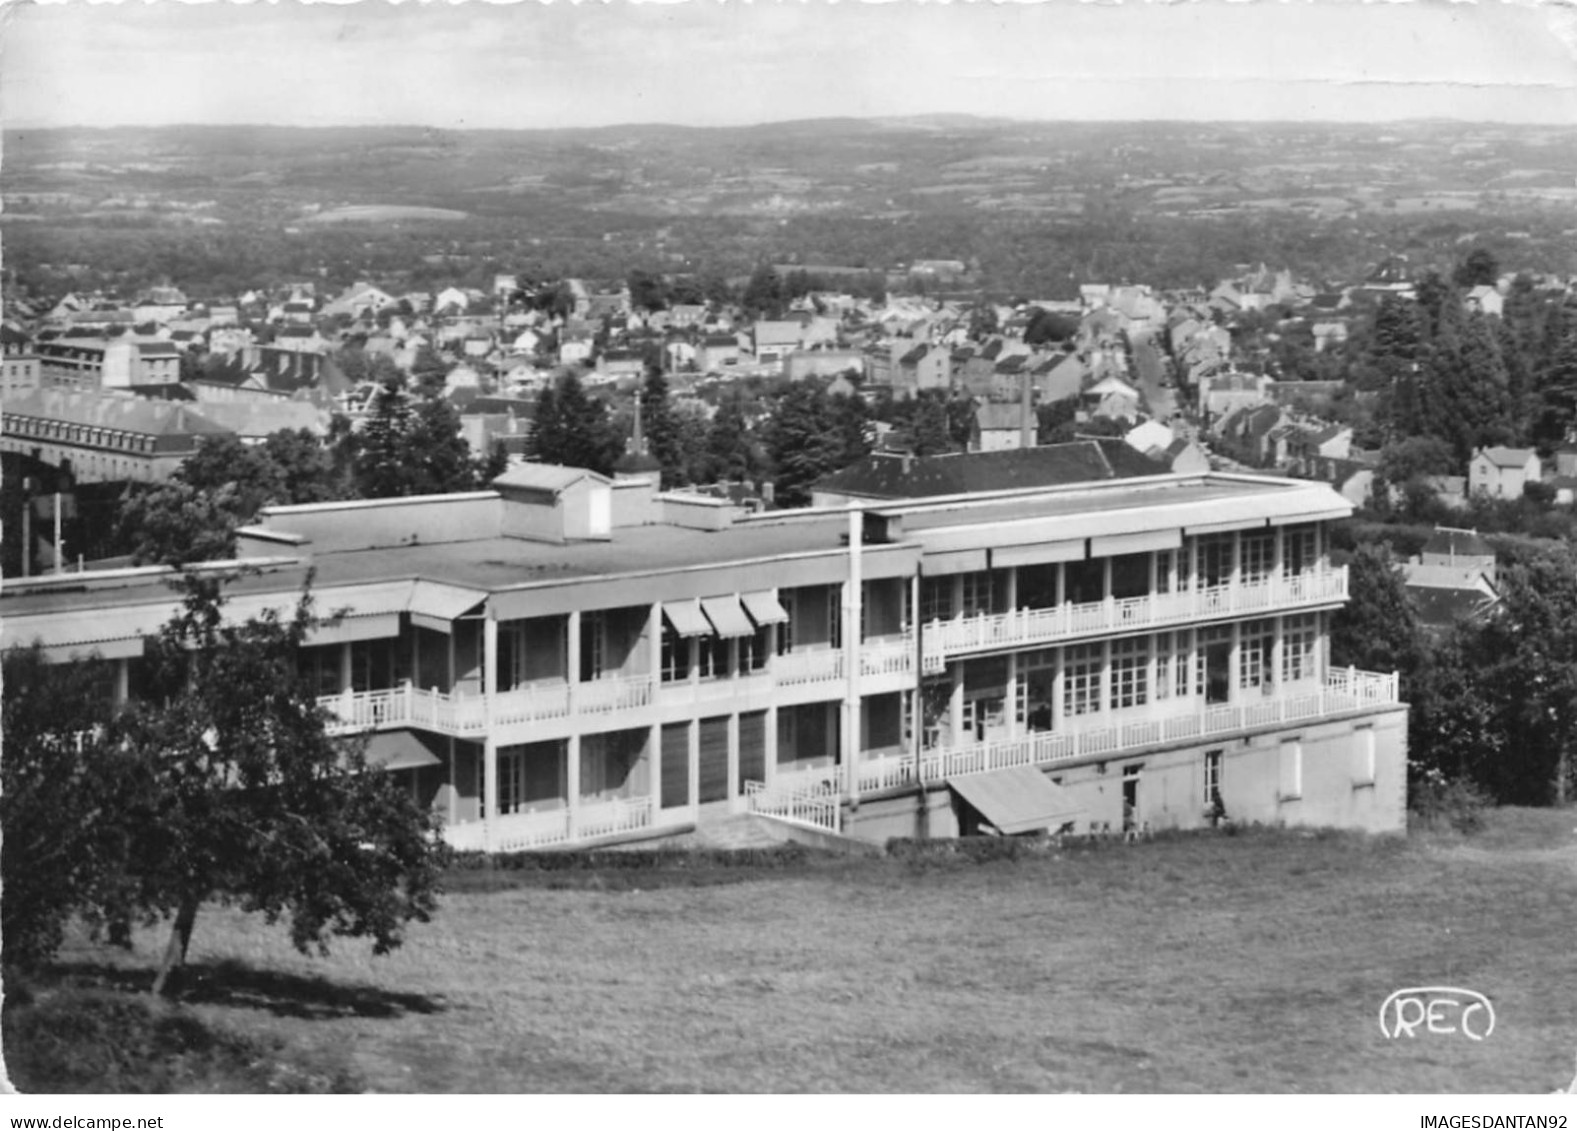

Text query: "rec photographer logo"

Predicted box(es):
[1379, 986, 1495, 1041]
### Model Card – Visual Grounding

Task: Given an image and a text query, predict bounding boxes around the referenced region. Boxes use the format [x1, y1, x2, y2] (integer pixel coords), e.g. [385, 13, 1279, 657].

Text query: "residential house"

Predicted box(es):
[697, 335, 741, 374]
[969, 402, 1036, 453]
[752, 321, 805, 364]
[1469, 447, 1540, 500]
[784, 350, 866, 383]
[1465, 286, 1504, 319]
[1403, 528, 1499, 633]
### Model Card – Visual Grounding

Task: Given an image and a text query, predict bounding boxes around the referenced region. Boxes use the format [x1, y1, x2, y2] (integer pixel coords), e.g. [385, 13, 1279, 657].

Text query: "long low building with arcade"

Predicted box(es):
[4, 462, 1407, 849]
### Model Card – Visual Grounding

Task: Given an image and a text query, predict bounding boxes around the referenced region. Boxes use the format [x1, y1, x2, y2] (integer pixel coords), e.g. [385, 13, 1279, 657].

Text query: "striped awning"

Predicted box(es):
[741, 590, 789, 626]
[948, 766, 1085, 835]
[662, 598, 713, 638]
[700, 596, 754, 639]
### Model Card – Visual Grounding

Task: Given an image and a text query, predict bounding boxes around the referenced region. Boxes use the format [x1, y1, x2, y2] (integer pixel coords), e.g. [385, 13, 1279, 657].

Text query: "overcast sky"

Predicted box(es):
[2, 0, 1574, 130]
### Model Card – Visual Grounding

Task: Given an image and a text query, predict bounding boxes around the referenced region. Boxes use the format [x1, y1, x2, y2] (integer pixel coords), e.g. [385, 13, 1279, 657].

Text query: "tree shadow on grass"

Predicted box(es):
[50, 958, 446, 1021]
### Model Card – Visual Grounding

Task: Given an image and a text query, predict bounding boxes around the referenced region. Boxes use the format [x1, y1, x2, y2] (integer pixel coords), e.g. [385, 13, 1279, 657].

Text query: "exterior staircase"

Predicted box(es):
[687, 810, 797, 850]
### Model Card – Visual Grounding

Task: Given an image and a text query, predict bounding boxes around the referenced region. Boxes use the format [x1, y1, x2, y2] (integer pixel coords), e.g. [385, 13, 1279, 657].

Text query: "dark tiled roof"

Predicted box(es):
[812, 439, 1168, 499]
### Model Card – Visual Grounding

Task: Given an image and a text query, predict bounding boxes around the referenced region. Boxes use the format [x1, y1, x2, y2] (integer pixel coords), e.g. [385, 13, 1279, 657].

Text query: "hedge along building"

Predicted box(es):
[3, 465, 1406, 851]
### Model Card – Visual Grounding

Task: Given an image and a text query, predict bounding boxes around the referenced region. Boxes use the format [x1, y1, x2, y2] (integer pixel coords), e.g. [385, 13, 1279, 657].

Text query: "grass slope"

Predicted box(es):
[19, 810, 1577, 1093]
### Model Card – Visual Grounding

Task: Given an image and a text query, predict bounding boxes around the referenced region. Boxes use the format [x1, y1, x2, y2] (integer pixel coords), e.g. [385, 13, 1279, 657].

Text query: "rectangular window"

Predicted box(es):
[1064, 559, 1105, 605]
[960, 571, 1005, 618]
[777, 591, 796, 655]
[698, 635, 730, 681]
[660, 628, 690, 683]
[579, 611, 605, 682]
[1282, 524, 1316, 577]
[1198, 534, 1235, 589]
[1018, 563, 1058, 609]
[1109, 553, 1150, 600]
[1239, 619, 1275, 694]
[1353, 725, 1377, 787]
[920, 576, 954, 623]
[1156, 550, 1175, 595]
[1063, 643, 1102, 717]
[739, 625, 769, 673]
[1281, 613, 1318, 685]
[1154, 632, 1173, 701]
[828, 591, 842, 650]
[1204, 749, 1223, 807]
[1109, 636, 1150, 710]
[1279, 739, 1303, 800]
[1241, 530, 1275, 584]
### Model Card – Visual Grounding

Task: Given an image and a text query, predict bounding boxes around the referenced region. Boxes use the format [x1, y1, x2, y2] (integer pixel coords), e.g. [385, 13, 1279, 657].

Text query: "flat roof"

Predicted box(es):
[3, 474, 1350, 630]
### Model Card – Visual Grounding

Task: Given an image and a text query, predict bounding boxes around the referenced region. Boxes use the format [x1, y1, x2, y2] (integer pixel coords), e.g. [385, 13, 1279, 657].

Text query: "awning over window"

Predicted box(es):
[361, 729, 444, 772]
[662, 598, 713, 638]
[947, 765, 1085, 835]
[8, 602, 177, 661]
[408, 581, 486, 634]
[700, 596, 754, 639]
[1089, 528, 1182, 557]
[306, 612, 402, 647]
[740, 590, 789, 626]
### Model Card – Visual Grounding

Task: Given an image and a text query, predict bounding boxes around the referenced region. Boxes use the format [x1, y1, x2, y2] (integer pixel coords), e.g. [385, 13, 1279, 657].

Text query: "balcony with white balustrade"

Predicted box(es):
[746, 667, 1401, 830]
[921, 566, 1347, 670]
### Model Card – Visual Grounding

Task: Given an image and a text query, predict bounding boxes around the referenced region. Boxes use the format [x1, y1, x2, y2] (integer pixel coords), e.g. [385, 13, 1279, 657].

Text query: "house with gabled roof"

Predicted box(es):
[1469, 447, 1540, 500]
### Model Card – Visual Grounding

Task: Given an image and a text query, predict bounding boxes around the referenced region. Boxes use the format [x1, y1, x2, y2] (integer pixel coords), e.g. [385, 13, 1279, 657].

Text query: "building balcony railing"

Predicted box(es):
[921, 565, 1348, 669]
[442, 794, 655, 853]
[747, 668, 1400, 812]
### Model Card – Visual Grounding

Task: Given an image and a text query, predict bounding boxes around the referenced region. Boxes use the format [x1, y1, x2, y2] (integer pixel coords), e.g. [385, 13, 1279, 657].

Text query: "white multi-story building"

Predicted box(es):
[5, 466, 1406, 851]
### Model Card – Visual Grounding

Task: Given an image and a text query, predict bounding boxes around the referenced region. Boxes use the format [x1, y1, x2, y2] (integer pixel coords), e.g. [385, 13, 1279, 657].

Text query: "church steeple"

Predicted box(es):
[614, 389, 662, 479]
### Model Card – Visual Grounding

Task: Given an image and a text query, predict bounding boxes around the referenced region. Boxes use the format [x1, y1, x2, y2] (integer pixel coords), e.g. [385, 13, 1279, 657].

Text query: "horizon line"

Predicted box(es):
[4, 113, 1569, 134]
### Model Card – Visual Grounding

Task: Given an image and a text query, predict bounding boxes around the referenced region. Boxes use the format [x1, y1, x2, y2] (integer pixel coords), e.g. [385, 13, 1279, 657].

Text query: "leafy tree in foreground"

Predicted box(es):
[1330, 543, 1425, 697]
[1, 648, 126, 968]
[117, 577, 446, 995]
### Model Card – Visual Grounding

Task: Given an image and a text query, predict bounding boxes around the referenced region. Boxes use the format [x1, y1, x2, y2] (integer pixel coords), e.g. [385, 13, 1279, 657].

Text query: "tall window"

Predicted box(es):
[1015, 649, 1055, 731]
[579, 611, 605, 682]
[1198, 534, 1235, 589]
[1283, 524, 1316, 577]
[1154, 632, 1173, 701]
[661, 628, 690, 683]
[1241, 531, 1274, 585]
[1110, 636, 1150, 710]
[920, 576, 953, 623]
[1063, 643, 1102, 717]
[777, 591, 796, 655]
[698, 635, 730, 680]
[740, 624, 769, 673]
[1281, 614, 1318, 685]
[961, 571, 1004, 617]
[1204, 749, 1223, 806]
[1239, 619, 1275, 694]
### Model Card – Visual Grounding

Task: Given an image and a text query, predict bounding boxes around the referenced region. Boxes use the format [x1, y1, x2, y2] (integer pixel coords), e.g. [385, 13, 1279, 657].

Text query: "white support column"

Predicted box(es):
[1004, 565, 1018, 612]
[566, 734, 581, 841]
[726, 712, 741, 811]
[567, 610, 582, 693]
[113, 657, 130, 707]
[1052, 648, 1065, 729]
[339, 642, 353, 694]
[1271, 615, 1284, 693]
[1055, 561, 1065, 606]
[646, 603, 662, 681]
[845, 507, 862, 805]
[1230, 530, 1242, 594]
[687, 719, 701, 820]
[949, 661, 965, 747]
[648, 722, 663, 814]
[764, 705, 778, 789]
[1272, 524, 1285, 582]
[482, 736, 499, 853]
[1229, 620, 1242, 702]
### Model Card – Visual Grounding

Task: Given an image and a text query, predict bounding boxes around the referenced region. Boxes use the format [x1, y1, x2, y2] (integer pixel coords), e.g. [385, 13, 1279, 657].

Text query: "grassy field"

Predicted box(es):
[16, 809, 1577, 1093]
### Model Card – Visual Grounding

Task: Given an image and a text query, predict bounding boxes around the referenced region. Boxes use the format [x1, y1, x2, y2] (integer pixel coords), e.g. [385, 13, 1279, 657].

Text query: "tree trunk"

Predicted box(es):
[151, 895, 201, 997]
